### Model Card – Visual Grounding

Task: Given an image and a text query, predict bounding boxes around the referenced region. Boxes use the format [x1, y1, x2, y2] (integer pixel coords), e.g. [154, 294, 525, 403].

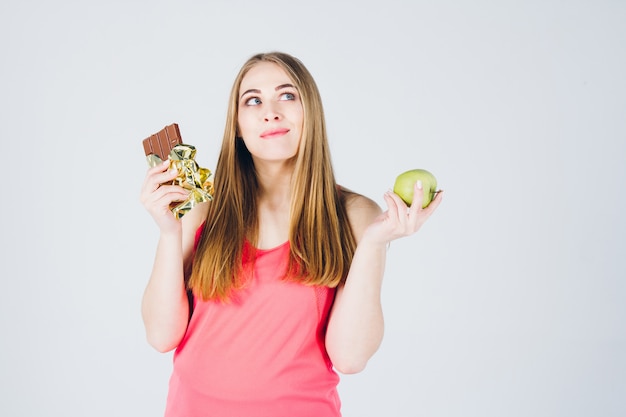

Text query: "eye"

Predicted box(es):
[244, 97, 261, 106]
[279, 92, 296, 101]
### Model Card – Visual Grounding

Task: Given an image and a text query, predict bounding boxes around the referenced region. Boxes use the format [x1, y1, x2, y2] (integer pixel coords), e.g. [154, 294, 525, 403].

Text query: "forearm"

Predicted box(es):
[141, 230, 190, 352]
[326, 237, 386, 374]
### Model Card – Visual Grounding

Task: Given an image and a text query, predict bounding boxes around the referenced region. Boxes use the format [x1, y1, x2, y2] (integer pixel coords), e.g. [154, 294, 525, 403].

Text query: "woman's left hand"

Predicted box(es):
[363, 180, 443, 244]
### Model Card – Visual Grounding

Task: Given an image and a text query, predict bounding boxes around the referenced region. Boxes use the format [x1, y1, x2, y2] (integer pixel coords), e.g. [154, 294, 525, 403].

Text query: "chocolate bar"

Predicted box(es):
[142, 123, 183, 160]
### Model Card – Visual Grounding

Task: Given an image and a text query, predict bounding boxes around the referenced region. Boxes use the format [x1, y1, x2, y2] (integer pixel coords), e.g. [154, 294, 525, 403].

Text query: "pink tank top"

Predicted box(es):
[164, 233, 341, 417]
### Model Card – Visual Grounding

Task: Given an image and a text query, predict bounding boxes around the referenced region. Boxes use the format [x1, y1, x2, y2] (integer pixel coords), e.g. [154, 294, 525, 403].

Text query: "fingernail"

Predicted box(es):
[416, 180, 423, 189]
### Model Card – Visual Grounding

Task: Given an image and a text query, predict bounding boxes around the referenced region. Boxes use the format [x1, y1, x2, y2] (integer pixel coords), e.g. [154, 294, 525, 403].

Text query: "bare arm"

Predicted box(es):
[326, 182, 443, 374]
[139, 160, 209, 352]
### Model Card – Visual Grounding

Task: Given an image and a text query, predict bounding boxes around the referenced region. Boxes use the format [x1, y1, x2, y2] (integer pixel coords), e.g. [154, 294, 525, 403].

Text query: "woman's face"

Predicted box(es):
[237, 62, 304, 164]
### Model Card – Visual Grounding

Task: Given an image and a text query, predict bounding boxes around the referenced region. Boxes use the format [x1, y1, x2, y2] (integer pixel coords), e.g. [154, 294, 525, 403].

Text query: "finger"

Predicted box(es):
[152, 185, 189, 202]
[142, 167, 179, 194]
[383, 191, 402, 223]
[409, 180, 424, 213]
[423, 190, 443, 214]
[142, 184, 188, 209]
[386, 189, 409, 212]
[141, 160, 171, 187]
[154, 167, 179, 185]
[146, 158, 171, 175]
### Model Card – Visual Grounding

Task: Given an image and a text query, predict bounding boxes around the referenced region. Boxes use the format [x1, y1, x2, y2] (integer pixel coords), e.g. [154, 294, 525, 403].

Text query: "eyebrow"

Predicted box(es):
[240, 83, 296, 100]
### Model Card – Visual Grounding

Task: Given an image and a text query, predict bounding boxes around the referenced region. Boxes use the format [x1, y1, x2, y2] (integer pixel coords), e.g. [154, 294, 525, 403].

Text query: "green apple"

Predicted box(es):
[393, 169, 438, 208]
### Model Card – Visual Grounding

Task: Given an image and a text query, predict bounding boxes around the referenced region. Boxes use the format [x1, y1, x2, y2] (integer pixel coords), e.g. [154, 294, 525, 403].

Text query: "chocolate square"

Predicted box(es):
[142, 123, 183, 160]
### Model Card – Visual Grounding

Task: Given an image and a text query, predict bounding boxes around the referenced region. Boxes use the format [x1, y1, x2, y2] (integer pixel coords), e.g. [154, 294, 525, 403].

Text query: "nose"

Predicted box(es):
[263, 103, 281, 122]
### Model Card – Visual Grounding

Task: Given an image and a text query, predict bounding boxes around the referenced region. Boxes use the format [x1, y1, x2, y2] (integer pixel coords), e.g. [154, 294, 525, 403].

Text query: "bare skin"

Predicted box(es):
[139, 62, 444, 371]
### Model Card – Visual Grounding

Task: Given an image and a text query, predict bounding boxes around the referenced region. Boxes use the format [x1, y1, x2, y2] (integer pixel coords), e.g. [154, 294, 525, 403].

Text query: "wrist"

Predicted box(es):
[356, 232, 389, 251]
[159, 226, 183, 241]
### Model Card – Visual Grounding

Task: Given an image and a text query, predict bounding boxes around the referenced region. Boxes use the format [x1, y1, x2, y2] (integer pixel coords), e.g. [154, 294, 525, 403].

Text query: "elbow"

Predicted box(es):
[326, 338, 383, 375]
[141, 307, 188, 353]
[149, 339, 177, 354]
[145, 330, 182, 353]
[326, 333, 383, 375]
[328, 346, 373, 374]
[333, 359, 368, 375]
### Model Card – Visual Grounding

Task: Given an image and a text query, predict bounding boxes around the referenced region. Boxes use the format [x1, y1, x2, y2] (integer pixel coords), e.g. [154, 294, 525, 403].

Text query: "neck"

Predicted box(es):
[253, 160, 295, 249]
[254, 159, 295, 204]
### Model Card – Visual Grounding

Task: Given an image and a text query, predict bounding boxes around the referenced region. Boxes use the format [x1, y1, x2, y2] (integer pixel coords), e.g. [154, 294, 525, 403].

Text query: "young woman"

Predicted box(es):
[140, 51, 442, 416]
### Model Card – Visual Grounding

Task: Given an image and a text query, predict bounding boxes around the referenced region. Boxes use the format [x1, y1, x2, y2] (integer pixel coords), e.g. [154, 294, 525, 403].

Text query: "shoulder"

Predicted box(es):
[339, 186, 382, 242]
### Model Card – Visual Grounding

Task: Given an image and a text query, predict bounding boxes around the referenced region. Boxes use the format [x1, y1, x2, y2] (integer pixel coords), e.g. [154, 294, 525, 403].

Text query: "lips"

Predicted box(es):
[260, 128, 290, 139]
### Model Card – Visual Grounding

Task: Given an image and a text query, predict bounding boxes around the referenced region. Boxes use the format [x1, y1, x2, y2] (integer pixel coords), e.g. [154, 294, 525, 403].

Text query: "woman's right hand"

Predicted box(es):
[139, 159, 189, 233]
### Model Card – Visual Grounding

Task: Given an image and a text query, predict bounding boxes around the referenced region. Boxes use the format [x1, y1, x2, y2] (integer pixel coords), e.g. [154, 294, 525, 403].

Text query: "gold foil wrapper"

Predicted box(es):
[146, 144, 214, 219]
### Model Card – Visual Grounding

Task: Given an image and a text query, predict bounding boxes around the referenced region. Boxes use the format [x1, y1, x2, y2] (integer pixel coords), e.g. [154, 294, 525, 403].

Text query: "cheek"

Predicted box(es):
[237, 113, 252, 136]
[291, 108, 304, 130]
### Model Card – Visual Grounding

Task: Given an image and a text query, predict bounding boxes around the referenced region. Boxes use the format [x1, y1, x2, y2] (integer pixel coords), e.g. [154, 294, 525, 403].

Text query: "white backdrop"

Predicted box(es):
[1, 1, 624, 416]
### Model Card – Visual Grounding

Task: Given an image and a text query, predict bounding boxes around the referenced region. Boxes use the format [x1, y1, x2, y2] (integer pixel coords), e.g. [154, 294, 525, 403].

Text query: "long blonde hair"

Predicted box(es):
[189, 52, 356, 301]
